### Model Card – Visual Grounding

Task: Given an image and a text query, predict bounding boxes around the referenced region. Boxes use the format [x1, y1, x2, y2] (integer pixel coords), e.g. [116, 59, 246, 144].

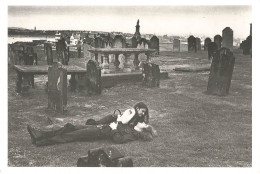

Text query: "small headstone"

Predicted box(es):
[242, 35, 252, 55]
[8, 44, 18, 66]
[131, 36, 138, 48]
[57, 38, 69, 65]
[222, 27, 233, 51]
[142, 63, 160, 87]
[188, 35, 196, 52]
[48, 62, 67, 113]
[77, 41, 82, 58]
[86, 60, 102, 94]
[196, 37, 201, 51]
[204, 38, 212, 51]
[207, 47, 235, 96]
[214, 35, 222, 49]
[149, 35, 159, 55]
[44, 43, 53, 65]
[95, 37, 104, 48]
[180, 43, 188, 52]
[208, 42, 218, 60]
[173, 39, 180, 52]
[113, 35, 126, 48]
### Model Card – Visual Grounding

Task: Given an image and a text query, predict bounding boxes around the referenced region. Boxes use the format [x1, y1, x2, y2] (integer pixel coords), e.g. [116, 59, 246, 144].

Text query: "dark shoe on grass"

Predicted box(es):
[85, 119, 97, 125]
[27, 125, 43, 144]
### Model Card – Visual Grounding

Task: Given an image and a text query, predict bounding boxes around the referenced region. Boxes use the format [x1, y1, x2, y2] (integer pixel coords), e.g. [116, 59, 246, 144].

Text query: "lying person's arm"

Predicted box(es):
[110, 123, 139, 144]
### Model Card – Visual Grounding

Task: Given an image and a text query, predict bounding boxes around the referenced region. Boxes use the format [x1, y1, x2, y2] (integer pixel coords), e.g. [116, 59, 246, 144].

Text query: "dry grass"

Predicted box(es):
[8, 46, 251, 167]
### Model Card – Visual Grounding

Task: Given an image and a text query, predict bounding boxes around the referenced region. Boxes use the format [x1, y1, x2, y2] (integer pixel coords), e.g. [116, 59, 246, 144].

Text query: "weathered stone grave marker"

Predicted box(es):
[196, 37, 201, 51]
[214, 35, 222, 49]
[188, 35, 196, 53]
[26, 46, 37, 65]
[56, 38, 69, 65]
[86, 60, 102, 94]
[149, 35, 159, 55]
[44, 43, 53, 65]
[48, 62, 67, 113]
[207, 47, 235, 96]
[242, 35, 252, 55]
[222, 27, 233, 51]
[173, 39, 180, 52]
[142, 63, 160, 87]
[208, 42, 218, 60]
[204, 38, 211, 51]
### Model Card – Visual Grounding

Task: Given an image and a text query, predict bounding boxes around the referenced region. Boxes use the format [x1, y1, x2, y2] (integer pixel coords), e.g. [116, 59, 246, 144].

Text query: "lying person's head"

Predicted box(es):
[133, 102, 149, 118]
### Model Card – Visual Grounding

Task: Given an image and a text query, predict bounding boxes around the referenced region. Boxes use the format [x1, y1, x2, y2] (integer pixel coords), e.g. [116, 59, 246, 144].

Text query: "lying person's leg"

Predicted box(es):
[86, 114, 117, 125]
[34, 124, 112, 146]
[27, 123, 77, 144]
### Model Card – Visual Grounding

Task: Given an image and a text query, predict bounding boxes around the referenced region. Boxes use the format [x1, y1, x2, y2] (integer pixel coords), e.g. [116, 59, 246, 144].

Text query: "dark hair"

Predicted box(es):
[132, 102, 149, 124]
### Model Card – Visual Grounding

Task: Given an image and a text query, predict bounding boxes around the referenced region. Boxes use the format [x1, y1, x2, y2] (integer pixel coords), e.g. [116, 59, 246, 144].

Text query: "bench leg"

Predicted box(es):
[70, 73, 76, 92]
[16, 72, 22, 93]
[31, 74, 35, 88]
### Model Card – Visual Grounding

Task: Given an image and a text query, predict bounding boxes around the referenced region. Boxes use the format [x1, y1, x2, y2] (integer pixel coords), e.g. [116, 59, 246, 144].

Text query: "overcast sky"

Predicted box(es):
[8, 6, 251, 39]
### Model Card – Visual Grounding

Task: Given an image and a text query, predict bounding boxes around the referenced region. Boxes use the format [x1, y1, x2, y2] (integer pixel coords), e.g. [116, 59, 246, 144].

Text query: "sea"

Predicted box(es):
[8, 36, 56, 44]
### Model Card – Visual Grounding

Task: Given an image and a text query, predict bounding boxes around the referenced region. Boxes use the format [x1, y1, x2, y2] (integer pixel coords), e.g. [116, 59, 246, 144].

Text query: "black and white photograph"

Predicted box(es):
[1, 0, 259, 173]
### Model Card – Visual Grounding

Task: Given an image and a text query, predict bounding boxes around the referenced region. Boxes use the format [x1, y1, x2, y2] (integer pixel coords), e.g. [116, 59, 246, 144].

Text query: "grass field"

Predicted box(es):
[8, 45, 252, 167]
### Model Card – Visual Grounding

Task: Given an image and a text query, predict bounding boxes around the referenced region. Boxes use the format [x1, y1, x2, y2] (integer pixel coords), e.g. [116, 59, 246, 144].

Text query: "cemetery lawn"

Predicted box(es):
[8, 48, 251, 167]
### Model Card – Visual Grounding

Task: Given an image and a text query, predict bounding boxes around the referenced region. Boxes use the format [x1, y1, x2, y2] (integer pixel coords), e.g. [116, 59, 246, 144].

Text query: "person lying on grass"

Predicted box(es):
[27, 102, 157, 146]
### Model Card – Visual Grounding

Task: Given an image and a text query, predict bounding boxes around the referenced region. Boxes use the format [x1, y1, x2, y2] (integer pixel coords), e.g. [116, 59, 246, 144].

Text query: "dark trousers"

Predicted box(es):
[94, 114, 118, 125]
[35, 123, 111, 146]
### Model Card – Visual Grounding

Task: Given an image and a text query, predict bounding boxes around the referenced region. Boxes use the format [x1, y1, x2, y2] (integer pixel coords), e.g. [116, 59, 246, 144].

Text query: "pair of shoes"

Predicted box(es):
[85, 119, 97, 125]
[27, 125, 43, 144]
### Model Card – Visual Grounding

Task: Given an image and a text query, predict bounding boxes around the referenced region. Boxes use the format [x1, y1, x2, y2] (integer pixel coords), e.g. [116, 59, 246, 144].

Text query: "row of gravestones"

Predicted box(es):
[44, 38, 70, 66]
[49, 45, 235, 113]
[84, 34, 159, 54]
[48, 60, 160, 113]
[8, 44, 38, 66]
[240, 35, 252, 55]
[173, 27, 233, 53]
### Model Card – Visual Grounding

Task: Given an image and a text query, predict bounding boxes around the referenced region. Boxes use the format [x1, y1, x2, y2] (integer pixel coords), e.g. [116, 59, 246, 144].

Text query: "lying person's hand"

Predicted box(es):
[134, 122, 148, 132]
[109, 122, 118, 130]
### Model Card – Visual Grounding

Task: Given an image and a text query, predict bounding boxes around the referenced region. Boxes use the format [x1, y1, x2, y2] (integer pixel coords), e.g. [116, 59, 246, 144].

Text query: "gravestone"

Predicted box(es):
[48, 62, 67, 113]
[173, 39, 180, 52]
[222, 27, 233, 51]
[142, 63, 160, 87]
[132, 36, 138, 48]
[55, 42, 61, 62]
[196, 37, 201, 51]
[207, 47, 235, 96]
[214, 35, 222, 49]
[77, 41, 82, 58]
[44, 43, 53, 65]
[56, 39, 69, 65]
[242, 35, 252, 55]
[188, 35, 196, 52]
[113, 35, 126, 48]
[149, 35, 159, 55]
[204, 38, 211, 51]
[104, 34, 114, 48]
[208, 42, 218, 60]
[83, 43, 94, 63]
[180, 43, 188, 52]
[26, 46, 37, 65]
[18, 45, 25, 65]
[8, 44, 18, 66]
[95, 37, 104, 48]
[86, 60, 102, 94]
